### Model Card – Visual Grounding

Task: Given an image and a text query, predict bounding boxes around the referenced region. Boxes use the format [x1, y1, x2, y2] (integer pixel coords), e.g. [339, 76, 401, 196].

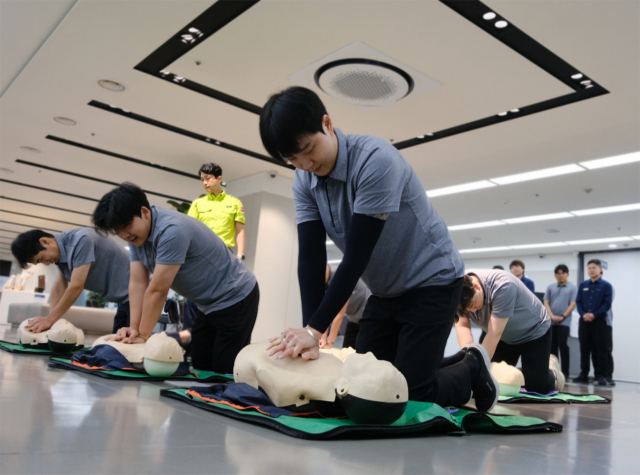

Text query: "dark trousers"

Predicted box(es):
[191, 284, 259, 374]
[492, 329, 555, 394]
[356, 278, 472, 406]
[551, 325, 570, 378]
[602, 325, 614, 378]
[112, 301, 130, 333]
[342, 321, 359, 349]
[578, 317, 608, 378]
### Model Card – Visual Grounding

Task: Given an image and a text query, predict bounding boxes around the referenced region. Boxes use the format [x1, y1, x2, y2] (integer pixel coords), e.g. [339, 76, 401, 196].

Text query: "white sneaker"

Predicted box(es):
[549, 355, 565, 391]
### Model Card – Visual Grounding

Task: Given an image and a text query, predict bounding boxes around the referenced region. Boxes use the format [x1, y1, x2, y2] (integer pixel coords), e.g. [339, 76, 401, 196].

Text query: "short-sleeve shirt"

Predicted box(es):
[54, 228, 129, 303]
[463, 269, 550, 344]
[129, 207, 256, 313]
[544, 282, 578, 327]
[187, 191, 245, 248]
[327, 265, 370, 324]
[293, 128, 464, 298]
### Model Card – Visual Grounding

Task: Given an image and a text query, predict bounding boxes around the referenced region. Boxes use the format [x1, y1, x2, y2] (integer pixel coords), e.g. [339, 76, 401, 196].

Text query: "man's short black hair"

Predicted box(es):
[92, 182, 150, 235]
[587, 258, 602, 267]
[554, 264, 569, 274]
[456, 275, 477, 322]
[259, 86, 328, 160]
[199, 163, 222, 177]
[11, 230, 54, 269]
[509, 259, 525, 270]
[493, 265, 504, 270]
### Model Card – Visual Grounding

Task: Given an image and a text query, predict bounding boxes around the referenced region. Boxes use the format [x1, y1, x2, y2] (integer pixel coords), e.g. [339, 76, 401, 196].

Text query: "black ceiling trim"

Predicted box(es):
[135, 0, 608, 152]
[1, 221, 63, 233]
[15, 160, 191, 203]
[0, 196, 92, 216]
[0, 210, 86, 228]
[46, 136, 199, 180]
[0, 179, 100, 202]
[88, 101, 291, 170]
[134, 0, 261, 114]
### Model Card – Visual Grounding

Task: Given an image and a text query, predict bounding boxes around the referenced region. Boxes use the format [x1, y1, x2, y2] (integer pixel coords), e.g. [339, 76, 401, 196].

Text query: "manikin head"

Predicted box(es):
[143, 333, 184, 376]
[509, 260, 525, 279]
[11, 230, 61, 269]
[490, 361, 525, 397]
[554, 264, 570, 285]
[260, 87, 339, 177]
[199, 163, 224, 196]
[587, 259, 602, 281]
[92, 183, 152, 247]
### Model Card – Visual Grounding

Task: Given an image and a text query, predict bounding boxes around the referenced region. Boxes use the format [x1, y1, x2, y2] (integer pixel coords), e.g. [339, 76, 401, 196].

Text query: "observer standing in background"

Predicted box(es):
[601, 269, 616, 386]
[188, 163, 246, 261]
[543, 264, 577, 380]
[510, 259, 535, 293]
[573, 259, 612, 386]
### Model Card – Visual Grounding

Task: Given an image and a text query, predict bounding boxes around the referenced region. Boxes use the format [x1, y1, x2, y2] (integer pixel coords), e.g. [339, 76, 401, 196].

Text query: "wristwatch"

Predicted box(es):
[238, 254, 245, 261]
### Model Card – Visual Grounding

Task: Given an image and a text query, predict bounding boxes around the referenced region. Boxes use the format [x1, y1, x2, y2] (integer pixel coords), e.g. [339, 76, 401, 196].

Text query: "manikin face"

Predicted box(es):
[284, 115, 338, 177]
[200, 172, 223, 195]
[114, 207, 152, 247]
[555, 270, 569, 285]
[31, 237, 61, 266]
[587, 263, 601, 280]
[510, 265, 524, 279]
[466, 279, 485, 313]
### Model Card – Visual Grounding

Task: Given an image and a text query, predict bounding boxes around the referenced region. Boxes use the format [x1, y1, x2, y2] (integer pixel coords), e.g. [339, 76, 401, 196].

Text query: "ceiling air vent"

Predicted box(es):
[289, 41, 440, 111]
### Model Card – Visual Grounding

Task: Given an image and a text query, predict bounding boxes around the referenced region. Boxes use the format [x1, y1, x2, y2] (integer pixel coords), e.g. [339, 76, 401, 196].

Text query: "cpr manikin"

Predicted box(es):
[490, 361, 525, 397]
[18, 318, 84, 352]
[234, 341, 409, 424]
[93, 332, 184, 376]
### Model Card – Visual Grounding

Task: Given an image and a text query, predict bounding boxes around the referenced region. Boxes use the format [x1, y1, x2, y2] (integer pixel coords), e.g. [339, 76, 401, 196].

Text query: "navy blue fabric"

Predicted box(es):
[576, 278, 613, 319]
[73, 345, 189, 375]
[188, 383, 297, 418]
[521, 276, 535, 293]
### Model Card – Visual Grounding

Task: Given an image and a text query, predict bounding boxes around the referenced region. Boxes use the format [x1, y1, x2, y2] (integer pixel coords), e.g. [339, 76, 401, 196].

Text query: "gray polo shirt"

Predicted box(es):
[294, 128, 464, 298]
[54, 228, 129, 303]
[544, 282, 578, 328]
[328, 265, 370, 324]
[464, 269, 550, 344]
[129, 207, 256, 313]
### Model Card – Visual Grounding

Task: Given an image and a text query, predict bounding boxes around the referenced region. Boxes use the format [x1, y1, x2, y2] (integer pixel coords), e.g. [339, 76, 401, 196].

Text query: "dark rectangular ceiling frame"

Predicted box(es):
[0, 179, 100, 202]
[133, 0, 608, 152]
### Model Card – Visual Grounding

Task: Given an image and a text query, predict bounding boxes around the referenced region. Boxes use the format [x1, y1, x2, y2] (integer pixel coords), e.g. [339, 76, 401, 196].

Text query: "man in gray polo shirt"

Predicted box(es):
[456, 268, 563, 393]
[543, 264, 577, 379]
[11, 228, 130, 333]
[92, 183, 258, 374]
[259, 87, 498, 412]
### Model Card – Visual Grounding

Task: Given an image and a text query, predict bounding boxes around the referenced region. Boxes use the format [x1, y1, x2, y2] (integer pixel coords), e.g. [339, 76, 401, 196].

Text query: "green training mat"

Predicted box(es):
[498, 391, 611, 404]
[0, 340, 85, 356]
[48, 356, 233, 383]
[160, 388, 562, 440]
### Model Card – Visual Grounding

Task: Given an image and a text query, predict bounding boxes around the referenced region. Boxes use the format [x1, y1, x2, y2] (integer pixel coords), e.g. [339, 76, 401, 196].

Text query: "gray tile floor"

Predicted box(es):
[1, 325, 638, 475]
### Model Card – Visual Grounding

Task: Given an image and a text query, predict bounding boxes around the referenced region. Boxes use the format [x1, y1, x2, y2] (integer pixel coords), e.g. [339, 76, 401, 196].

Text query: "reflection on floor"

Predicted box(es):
[1, 324, 638, 475]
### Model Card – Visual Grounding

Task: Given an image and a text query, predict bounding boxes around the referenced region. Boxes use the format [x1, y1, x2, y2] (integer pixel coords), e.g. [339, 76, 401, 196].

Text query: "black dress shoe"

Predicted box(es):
[572, 374, 589, 384]
[597, 377, 608, 386]
[606, 377, 616, 386]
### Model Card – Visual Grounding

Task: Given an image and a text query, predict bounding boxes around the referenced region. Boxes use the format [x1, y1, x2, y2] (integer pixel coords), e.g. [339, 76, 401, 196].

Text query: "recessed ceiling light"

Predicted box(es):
[459, 246, 510, 254]
[580, 80, 592, 85]
[427, 133, 434, 136]
[608, 244, 618, 248]
[566, 237, 633, 245]
[511, 242, 567, 250]
[98, 80, 125, 92]
[490, 164, 585, 185]
[498, 112, 508, 117]
[579, 152, 640, 170]
[570, 203, 640, 216]
[214, 141, 221, 145]
[20, 146, 40, 153]
[448, 221, 505, 231]
[502, 212, 574, 224]
[417, 135, 425, 139]
[53, 117, 76, 126]
[510, 109, 520, 113]
[426, 180, 496, 198]
[571, 73, 583, 80]
[483, 12, 497, 20]
[495, 20, 508, 28]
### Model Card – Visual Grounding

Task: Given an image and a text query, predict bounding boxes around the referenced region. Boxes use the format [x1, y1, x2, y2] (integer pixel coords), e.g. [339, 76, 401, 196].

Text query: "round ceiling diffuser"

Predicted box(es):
[314, 59, 414, 107]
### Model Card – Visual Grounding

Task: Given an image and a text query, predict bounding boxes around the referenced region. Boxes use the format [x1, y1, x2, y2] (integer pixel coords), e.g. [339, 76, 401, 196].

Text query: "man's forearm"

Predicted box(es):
[138, 287, 169, 339]
[236, 227, 245, 256]
[481, 332, 501, 359]
[563, 302, 576, 317]
[128, 281, 147, 331]
[47, 285, 84, 322]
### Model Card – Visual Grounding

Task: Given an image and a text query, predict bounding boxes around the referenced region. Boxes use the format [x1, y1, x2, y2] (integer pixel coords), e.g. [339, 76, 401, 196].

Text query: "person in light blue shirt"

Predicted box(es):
[543, 264, 577, 379]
